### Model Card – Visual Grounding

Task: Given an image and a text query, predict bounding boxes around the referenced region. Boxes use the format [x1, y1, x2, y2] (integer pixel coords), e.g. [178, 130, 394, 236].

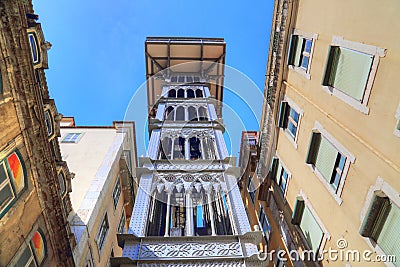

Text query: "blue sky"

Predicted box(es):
[34, 0, 274, 158]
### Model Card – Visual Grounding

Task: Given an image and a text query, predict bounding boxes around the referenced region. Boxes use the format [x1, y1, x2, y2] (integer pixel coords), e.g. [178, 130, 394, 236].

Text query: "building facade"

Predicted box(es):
[255, 0, 400, 266]
[111, 37, 266, 267]
[0, 1, 75, 266]
[60, 118, 137, 267]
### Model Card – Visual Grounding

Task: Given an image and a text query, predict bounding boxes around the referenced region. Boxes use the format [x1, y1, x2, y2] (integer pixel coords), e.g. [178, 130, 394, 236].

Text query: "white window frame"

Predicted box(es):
[295, 191, 331, 258]
[322, 36, 386, 114]
[272, 153, 292, 200]
[394, 104, 400, 137]
[112, 177, 121, 209]
[359, 177, 400, 267]
[62, 132, 83, 143]
[307, 121, 355, 205]
[280, 96, 304, 149]
[288, 29, 318, 80]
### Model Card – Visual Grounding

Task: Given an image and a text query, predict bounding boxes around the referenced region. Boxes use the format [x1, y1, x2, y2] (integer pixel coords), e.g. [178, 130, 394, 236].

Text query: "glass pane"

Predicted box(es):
[304, 39, 312, 53]
[0, 163, 7, 185]
[301, 55, 310, 69]
[16, 246, 33, 266]
[7, 152, 25, 193]
[315, 137, 338, 181]
[31, 231, 46, 264]
[338, 155, 346, 171]
[333, 47, 373, 101]
[58, 173, 66, 196]
[377, 204, 400, 261]
[300, 207, 323, 253]
[28, 34, 38, 63]
[289, 108, 299, 123]
[0, 184, 13, 209]
[288, 121, 297, 138]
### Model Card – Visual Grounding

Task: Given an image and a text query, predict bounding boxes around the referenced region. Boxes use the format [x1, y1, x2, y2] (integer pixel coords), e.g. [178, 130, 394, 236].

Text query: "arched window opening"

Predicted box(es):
[58, 172, 66, 197]
[186, 76, 193, 83]
[171, 76, 178, 83]
[173, 137, 185, 160]
[195, 89, 203, 98]
[203, 137, 216, 160]
[165, 106, 175, 121]
[159, 138, 172, 159]
[198, 106, 209, 121]
[168, 89, 176, 98]
[187, 89, 195, 98]
[147, 190, 167, 236]
[178, 76, 185, 83]
[213, 191, 233, 235]
[188, 106, 198, 122]
[193, 76, 200, 83]
[170, 188, 186, 236]
[177, 89, 185, 98]
[189, 137, 202, 160]
[193, 187, 212, 236]
[175, 106, 185, 121]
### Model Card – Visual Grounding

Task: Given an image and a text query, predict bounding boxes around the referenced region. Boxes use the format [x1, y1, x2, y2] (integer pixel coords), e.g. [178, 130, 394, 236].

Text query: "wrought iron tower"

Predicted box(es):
[112, 37, 266, 267]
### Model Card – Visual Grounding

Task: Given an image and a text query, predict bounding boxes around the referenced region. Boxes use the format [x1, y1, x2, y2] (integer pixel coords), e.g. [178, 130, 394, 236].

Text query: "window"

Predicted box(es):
[112, 179, 121, 209]
[305, 123, 355, 204]
[97, 214, 109, 251]
[14, 229, 47, 267]
[360, 191, 400, 261]
[278, 98, 303, 146]
[58, 172, 66, 197]
[0, 150, 26, 218]
[247, 177, 256, 204]
[288, 30, 317, 79]
[44, 110, 54, 137]
[322, 36, 385, 113]
[189, 137, 202, 160]
[271, 157, 290, 198]
[258, 205, 271, 244]
[118, 211, 126, 233]
[28, 33, 40, 64]
[394, 104, 400, 137]
[292, 197, 324, 256]
[62, 133, 82, 143]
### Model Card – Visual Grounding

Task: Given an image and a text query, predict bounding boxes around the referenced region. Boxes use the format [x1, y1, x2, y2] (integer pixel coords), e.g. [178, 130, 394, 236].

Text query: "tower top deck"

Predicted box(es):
[145, 37, 226, 111]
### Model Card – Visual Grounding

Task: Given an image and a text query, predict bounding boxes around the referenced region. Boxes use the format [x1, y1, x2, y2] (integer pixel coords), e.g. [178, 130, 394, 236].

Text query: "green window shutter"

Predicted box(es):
[377, 204, 400, 261]
[315, 137, 338, 181]
[278, 101, 289, 128]
[333, 47, 373, 101]
[306, 132, 321, 164]
[322, 46, 340, 86]
[300, 207, 324, 253]
[359, 191, 390, 239]
[270, 157, 279, 181]
[291, 196, 305, 225]
[288, 35, 299, 65]
[294, 37, 304, 67]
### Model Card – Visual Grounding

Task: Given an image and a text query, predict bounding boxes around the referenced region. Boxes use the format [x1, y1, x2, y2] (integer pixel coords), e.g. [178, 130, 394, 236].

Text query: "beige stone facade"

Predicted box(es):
[0, 1, 75, 266]
[253, 0, 400, 266]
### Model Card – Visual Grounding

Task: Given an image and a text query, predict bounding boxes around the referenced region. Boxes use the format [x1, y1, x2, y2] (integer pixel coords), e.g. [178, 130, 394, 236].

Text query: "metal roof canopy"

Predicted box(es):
[145, 37, 226, 112]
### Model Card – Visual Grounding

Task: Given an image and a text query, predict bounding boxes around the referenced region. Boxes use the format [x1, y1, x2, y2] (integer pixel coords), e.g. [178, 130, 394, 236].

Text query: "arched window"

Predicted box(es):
[187, 89, 195, 98]
[188, 106, 198, 122]
[168, 89, 176, 98]
[195, 89, 203, 98]
[198, 106, 209, 121]
[177, 89, 185, 98]
[189, 137, 202, 160]
[175, 106, 185, 121]
[28, 33, 40, 64]
[31, 229, 47, 265]
[202, 137, 216, 160]
[44, 110, 54, 137]
[173, 137, 185, 159]
[58, 172, 66, 197]
[159, 137, 172, 159]
[170, 187, 186, 236]
[0, 150, 26, 218]
[165, 106, 175, 121]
